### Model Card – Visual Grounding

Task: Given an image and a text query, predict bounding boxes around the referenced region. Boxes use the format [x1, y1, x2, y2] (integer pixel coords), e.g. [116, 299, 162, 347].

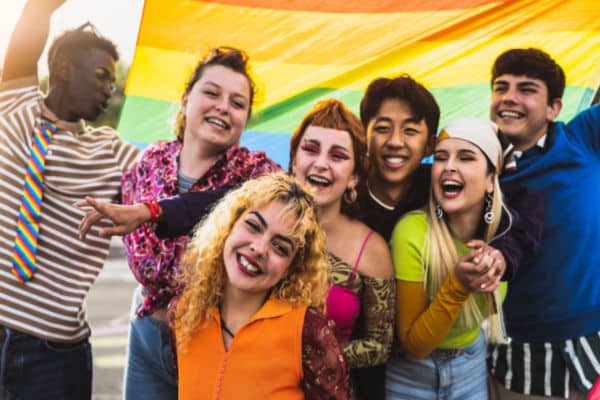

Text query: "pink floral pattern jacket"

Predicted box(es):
[121, 140, 280, 317]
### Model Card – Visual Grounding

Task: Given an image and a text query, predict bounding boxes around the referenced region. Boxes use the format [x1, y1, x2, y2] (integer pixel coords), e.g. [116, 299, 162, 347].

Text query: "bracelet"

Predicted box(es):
[142, 200, 161, 224]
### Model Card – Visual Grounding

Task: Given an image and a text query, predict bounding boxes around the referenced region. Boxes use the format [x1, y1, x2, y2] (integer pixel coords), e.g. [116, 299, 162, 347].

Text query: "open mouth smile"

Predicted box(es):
[382, 155, 408, 169]
[498, 110, 525, 119]
[205, 116, 231, 130]
[237, 253, 262, 276]
[307, 174, 332, 187]
[440, 179, 464, 199]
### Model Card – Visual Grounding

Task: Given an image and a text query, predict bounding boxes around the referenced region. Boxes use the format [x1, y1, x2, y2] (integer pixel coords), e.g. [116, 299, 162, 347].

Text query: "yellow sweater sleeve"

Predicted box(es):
[395, 272, 469, 359]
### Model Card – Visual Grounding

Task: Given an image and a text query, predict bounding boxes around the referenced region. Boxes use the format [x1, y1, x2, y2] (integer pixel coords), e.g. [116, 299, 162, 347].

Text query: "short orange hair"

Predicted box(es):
[288, 99, 367, 217]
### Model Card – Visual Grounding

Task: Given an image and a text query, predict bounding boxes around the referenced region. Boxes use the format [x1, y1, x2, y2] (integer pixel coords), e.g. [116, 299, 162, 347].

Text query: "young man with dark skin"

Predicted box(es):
[487, 48, 600, 400]
[0, 1, 140, 399]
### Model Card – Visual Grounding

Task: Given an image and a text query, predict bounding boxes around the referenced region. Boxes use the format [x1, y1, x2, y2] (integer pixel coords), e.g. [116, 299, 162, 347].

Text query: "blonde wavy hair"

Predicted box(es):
[425, 164, 509, 344]
[175, 173, 329, 352]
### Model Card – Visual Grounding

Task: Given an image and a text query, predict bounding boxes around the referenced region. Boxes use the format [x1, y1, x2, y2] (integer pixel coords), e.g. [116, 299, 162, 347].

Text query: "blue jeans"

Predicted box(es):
[123, 286, 177, 400]
[386, 330, 488, 400]
[0, 326, 92, 400]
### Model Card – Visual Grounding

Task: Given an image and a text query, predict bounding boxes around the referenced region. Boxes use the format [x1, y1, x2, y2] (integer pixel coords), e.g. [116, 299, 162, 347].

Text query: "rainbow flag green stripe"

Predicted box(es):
[120, 84, 594, 167]
[119, 0, 600, 167]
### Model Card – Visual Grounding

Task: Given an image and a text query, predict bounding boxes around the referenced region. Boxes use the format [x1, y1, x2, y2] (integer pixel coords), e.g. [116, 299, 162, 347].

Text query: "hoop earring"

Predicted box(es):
[484, 192, 495, 224]
[435, 202, 444, 219]
[344, 187, 357, 204]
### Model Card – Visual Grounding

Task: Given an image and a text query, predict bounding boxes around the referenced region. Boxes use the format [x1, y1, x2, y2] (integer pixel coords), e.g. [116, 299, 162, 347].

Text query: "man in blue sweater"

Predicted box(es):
[488, 48, 600, 399]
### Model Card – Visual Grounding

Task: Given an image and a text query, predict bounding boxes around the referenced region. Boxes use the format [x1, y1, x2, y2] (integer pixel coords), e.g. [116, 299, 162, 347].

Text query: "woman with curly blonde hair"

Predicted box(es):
[174, 173, 350, 400]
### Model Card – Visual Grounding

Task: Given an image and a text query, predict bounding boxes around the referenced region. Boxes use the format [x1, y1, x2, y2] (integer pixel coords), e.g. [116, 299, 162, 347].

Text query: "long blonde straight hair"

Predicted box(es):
[424, 175, 508, 343]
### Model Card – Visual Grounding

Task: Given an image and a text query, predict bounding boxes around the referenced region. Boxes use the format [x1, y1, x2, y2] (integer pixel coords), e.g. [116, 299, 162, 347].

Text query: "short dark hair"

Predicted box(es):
[47, 24, 119, 80]
[359, 75, 440, 136]
[175, 47, 255, 140]
[491, 48, 566, 104]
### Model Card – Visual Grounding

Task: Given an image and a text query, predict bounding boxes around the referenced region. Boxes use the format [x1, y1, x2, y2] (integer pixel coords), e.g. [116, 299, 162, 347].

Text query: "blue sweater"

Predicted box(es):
[501, 104, 600, 343]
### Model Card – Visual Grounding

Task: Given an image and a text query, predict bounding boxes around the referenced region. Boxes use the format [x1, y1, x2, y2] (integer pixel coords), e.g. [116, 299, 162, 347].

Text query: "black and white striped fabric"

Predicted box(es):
[489, 331, 600, 398]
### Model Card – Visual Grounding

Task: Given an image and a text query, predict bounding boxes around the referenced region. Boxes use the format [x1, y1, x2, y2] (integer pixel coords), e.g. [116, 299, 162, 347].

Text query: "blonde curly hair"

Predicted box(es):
[175, 173, 329, 352]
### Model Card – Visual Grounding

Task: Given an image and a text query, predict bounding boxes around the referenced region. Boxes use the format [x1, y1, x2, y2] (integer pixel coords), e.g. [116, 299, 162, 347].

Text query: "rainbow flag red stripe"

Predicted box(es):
[11, 122, 56, 282]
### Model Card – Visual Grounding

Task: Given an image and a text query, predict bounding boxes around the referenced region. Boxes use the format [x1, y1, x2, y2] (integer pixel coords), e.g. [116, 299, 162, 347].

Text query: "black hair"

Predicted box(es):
[492, 48, 565, 104]
[47, 23, 119, 80]
[360, 74, 440, 136]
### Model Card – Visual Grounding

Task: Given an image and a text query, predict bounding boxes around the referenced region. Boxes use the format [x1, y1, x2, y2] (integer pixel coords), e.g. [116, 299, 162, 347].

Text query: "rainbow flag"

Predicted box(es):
[119, 0, 600, 167]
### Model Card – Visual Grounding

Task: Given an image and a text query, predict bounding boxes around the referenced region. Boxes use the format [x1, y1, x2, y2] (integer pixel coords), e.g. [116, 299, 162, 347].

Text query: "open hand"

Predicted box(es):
[75, 197, 151, 240]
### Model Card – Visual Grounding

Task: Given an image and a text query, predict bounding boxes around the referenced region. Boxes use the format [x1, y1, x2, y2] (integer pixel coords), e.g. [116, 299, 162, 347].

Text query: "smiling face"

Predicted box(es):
[223, 200, 298, 297]
[61, 48, 116, 122]
[181, 65, 251, 154]
[490, 74, 561, 151]
[367, 98, 432, 194]
[291, 125, 358, 211]
[432, 138, 494, 219]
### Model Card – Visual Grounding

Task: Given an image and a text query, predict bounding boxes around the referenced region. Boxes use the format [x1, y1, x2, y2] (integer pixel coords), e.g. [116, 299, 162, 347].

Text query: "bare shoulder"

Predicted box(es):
[353, 222, 394, 279]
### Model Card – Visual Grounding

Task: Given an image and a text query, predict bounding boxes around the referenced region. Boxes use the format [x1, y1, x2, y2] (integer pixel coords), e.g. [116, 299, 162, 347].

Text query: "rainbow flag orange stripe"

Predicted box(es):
[119, 0, 600, 167]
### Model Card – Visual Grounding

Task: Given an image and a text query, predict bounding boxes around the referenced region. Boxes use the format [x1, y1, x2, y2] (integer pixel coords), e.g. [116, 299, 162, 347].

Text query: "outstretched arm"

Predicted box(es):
[76, 187, 229, 240]
[1, 0, 65, 82]
[155, 187, 230, 238]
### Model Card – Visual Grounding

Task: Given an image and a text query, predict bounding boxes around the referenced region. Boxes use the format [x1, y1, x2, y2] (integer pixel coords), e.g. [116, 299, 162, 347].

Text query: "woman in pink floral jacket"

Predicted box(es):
[120, 47, 279, 400]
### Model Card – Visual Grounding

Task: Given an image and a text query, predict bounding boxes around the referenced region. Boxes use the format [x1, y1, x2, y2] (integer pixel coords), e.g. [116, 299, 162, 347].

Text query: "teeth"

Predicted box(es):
[239, 255, 259, 273]
[499, 111, 522, 118]
[385, 157, 406, 163]
[441, 180, 463, 192]
[308, 175, 331, 186]
[206, 117, 228, 128]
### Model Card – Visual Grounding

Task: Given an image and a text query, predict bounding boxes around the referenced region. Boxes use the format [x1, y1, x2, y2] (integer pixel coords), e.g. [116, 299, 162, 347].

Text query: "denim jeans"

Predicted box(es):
[0, 326, 92, 400]
[386, 330, 488, 400]
[123, 286, 177, 400]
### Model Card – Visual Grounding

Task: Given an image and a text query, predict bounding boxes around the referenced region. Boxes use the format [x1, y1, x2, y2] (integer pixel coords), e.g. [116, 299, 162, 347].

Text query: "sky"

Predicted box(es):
[0, 0, 144, 73]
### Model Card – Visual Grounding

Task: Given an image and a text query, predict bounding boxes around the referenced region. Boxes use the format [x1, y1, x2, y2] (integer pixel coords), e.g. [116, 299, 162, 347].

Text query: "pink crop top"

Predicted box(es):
[326, 231, 374, 344]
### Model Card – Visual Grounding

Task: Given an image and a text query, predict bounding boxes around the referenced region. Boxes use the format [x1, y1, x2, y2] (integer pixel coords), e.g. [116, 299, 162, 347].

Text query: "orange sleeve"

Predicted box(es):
[395, 272, 470, 359]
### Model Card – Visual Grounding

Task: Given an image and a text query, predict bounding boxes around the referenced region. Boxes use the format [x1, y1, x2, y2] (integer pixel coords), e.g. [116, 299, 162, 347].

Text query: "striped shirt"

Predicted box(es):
[0, 77, 140, 343]
[489, 332, 600, 398]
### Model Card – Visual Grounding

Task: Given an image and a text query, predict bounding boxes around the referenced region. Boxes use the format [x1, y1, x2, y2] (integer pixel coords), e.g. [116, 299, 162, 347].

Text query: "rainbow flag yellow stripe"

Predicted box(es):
[119, 0, 600, 167]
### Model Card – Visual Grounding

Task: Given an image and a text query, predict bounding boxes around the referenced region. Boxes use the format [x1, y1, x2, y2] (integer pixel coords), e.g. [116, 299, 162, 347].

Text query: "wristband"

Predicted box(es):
[142, 200, 161, 224]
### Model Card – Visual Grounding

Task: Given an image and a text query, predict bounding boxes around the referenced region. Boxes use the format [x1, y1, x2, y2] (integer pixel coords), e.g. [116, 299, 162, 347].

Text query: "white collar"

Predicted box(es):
[367, 184, 395, 211]
[513, 134, 547, 159]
